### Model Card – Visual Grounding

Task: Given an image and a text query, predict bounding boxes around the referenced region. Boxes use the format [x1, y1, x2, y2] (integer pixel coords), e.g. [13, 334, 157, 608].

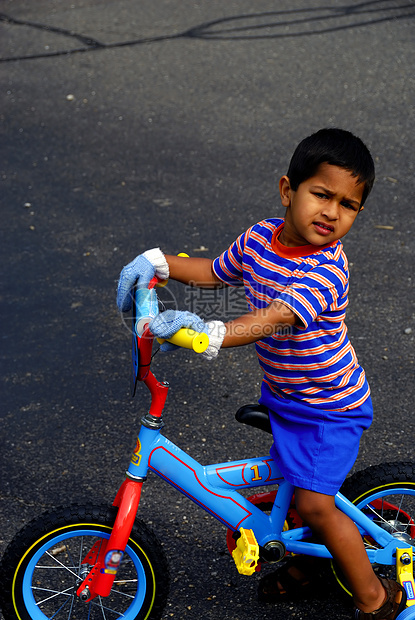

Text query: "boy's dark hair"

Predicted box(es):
[287, 128, 375, 206]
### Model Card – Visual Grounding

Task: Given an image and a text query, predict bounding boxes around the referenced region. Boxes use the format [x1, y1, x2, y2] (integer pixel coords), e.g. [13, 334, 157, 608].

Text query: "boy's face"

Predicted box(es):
[279, 163, 365, 247]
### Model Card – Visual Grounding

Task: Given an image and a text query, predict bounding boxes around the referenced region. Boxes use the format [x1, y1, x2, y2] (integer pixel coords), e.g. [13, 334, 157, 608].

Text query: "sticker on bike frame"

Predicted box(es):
[103, 549, 124, 574]
[130, 438, 142, 466]
[403, 580, 415, 601]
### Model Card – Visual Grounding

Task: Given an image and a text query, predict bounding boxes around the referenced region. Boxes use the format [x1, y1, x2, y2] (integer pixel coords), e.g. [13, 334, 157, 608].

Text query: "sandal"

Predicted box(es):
[257, 555, 324, 603]
[354, 577, 407, 619]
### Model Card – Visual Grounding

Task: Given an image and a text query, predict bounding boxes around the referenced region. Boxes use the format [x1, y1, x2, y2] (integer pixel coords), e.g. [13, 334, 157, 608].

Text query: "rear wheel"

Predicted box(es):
[332, 462, 415, 598]
[0, 504, 170, 620]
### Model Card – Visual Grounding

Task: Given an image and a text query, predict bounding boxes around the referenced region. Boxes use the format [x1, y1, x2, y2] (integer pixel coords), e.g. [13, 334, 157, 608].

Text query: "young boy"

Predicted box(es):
[117, 128, 406, 619]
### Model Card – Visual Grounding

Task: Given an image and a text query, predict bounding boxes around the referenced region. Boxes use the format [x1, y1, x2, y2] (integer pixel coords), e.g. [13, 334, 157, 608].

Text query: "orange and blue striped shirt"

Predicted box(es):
[212, 218, 370, 411]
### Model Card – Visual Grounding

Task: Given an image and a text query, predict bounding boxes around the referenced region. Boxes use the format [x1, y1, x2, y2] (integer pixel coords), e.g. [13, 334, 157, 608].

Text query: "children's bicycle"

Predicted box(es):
[1, 277, 415, 620]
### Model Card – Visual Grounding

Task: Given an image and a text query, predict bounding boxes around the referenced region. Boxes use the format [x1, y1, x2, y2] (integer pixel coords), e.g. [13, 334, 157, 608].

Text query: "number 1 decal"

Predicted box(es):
[250, 465, 262, 482]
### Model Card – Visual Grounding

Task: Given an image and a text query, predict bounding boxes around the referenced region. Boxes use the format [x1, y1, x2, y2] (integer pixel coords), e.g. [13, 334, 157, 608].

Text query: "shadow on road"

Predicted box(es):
[1, 0, 415, 62]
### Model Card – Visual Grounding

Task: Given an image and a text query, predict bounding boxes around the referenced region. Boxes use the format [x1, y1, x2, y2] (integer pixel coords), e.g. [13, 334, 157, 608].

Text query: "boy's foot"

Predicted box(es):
[354, 577, 407, 619]
[257, 555, 324, 603]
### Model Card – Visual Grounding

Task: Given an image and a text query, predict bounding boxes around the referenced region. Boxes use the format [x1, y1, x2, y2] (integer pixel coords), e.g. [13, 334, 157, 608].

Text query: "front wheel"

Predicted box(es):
[0, 504, 170, 620]
[332, 461, 415, 599]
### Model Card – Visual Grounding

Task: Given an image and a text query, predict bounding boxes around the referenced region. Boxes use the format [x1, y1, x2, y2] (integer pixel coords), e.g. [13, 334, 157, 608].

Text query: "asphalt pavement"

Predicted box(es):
[1, 1, 414, 619]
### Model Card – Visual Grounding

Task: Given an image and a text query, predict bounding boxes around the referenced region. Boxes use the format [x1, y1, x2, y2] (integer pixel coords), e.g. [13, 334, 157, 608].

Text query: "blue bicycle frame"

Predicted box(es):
[127, 412, 404, 568]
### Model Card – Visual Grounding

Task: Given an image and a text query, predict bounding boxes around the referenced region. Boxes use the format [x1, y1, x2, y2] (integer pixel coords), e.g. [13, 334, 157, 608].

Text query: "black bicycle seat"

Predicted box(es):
[235, 404, 272, 434]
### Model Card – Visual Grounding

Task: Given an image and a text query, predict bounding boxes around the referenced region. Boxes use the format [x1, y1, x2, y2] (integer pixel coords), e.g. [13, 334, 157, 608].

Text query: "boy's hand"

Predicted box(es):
[117, 248, 169, 312]
[149, 310, 226, 360]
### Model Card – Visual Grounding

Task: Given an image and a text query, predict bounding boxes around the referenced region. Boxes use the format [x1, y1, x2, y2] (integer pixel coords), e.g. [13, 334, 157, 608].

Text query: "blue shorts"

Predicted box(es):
[259, 383, 373, 496]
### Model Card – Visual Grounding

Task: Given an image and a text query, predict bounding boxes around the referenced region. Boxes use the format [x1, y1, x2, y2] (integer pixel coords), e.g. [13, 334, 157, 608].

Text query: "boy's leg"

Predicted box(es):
[295, 487, 388, 612]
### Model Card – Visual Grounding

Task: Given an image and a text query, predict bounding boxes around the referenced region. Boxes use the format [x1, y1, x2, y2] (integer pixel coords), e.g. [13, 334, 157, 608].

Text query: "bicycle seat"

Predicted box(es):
[235, 404, 272, 434]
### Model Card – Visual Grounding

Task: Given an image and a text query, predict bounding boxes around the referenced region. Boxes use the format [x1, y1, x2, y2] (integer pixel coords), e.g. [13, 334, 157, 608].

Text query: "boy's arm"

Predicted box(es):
[165, 254, 222, 288]
[222, 301, 298, 347]
[165, 255, 298, 346]
[149, 298, 299, 360]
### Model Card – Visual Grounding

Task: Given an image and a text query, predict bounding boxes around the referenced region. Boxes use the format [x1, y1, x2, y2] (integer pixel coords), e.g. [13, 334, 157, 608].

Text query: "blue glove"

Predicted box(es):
[150, 310, 226, 359]
[117, 248, 170, 312]
[117, 254, 155, 312]
[150, 310, 206, 352]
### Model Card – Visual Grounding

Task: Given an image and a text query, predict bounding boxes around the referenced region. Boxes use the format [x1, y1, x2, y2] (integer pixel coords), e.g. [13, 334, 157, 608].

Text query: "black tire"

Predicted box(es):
[331, 461, 415, 597]
[0, 503, 170, 620]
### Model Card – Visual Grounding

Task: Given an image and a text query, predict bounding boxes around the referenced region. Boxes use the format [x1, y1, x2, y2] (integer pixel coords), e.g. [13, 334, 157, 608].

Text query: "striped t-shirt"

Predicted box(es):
[212, 218, 370, 411]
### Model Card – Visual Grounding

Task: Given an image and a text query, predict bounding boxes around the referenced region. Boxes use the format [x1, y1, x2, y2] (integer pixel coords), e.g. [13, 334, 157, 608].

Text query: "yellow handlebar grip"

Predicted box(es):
[157, 328, 209, 353]
[155, 279, 168, 288]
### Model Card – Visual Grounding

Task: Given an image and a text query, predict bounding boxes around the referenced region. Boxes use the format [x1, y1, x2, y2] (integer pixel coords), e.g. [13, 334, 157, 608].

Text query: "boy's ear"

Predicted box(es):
[279, 175, 292, 207]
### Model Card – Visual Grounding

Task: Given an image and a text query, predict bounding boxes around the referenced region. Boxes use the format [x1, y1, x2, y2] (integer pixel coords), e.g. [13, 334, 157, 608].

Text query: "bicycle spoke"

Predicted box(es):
[392, 494, 405, 531]
[34, 565, 75, 569]
[78, 536, 85, 571]
[66, 592, 76, 620]
[110, 588, 136, 600]
[98, 595, 108, 620]
[48, 596, 72, 620]
[88, 596, 125, 619]
[44, 550, 79, 578]
[32, 586, 73, 604]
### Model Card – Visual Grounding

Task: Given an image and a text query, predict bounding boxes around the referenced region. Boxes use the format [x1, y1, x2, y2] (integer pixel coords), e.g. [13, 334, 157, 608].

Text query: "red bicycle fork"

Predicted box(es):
[76, 480, 143, 601]
[76, 354, 168, 602]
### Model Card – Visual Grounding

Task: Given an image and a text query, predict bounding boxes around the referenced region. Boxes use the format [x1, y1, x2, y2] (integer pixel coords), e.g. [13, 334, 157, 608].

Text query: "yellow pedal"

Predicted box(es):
[397, 547, 415, 606]
[232, 528, 259, 576]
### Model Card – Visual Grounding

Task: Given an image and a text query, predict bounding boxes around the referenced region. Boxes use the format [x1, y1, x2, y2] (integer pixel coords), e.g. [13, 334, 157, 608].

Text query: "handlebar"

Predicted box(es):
[130, 275, 210, 394]
[156, 329, 209, 353]
[132, 279, 209, 354]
